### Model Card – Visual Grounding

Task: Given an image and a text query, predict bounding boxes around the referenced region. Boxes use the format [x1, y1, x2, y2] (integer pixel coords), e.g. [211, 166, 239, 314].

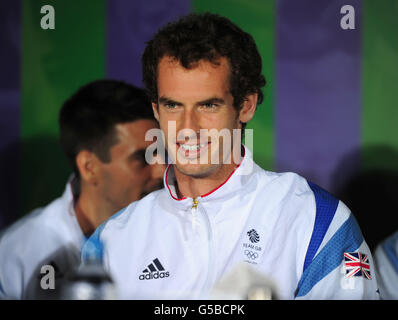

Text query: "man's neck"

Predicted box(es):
[74, 188, 111, 237]
[173, 161, 240, 199]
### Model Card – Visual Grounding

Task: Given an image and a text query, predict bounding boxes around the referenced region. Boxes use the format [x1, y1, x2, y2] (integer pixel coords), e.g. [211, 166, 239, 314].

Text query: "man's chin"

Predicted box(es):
[174, 162, 218, 179]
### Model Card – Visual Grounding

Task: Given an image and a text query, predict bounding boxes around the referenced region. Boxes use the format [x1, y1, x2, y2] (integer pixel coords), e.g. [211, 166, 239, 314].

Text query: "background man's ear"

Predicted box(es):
[238, 93, 258, 124]
[76, 150, 100, 185]
[152, 102, 160, 122]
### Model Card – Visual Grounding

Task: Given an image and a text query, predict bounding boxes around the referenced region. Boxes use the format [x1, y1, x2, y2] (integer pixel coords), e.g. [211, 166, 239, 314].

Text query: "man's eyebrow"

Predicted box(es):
[158, 96, 183, 106]
[158, 96, 225, 106]
[195, 97, 225, 106]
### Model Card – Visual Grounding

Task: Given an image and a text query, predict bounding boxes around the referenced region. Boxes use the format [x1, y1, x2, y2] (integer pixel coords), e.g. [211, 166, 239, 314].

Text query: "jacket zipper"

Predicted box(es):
[192, 197, 215, 297]
[191, 198, 199, 232]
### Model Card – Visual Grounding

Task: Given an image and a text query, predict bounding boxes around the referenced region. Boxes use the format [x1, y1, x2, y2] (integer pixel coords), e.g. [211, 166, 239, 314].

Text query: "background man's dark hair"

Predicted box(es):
[59, 79, 154, 178]
[142, 13, 266, 117]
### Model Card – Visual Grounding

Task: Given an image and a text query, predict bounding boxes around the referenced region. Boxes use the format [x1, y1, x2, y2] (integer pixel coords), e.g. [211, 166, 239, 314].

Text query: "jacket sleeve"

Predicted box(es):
[295, 182, 380, 299]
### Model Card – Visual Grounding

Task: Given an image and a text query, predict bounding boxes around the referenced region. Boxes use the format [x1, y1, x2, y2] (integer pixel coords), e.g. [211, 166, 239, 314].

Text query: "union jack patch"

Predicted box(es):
[344, 252, 372, 280]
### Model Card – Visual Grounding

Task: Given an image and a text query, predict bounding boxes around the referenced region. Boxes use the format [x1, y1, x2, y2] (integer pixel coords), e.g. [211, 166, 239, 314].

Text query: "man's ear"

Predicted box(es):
[238, 93, 258, 124]
[152, 102, 160, 122]
[75, 150, 100, 185]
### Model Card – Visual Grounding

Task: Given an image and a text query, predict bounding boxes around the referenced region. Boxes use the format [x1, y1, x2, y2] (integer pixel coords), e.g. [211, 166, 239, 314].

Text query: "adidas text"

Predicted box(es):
[139, 271, 170, 280]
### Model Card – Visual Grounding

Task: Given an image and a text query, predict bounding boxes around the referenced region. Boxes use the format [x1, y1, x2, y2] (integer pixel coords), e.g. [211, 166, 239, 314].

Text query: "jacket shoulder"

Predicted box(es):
[0, 196, 67, 253]
[105, 189, 163, 228]
[81, 189, 164, 263]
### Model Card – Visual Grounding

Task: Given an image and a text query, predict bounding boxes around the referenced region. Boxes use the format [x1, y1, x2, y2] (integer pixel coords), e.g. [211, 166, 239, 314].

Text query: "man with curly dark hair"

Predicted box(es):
[83, 13, 379, 300]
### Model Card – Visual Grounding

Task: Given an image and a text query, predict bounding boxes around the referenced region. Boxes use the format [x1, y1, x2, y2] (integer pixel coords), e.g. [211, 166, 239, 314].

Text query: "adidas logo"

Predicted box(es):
[139, 258, 170, 280]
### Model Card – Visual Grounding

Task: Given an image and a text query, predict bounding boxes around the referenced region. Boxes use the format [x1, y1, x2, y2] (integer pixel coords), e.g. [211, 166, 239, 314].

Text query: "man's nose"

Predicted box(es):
[178, 108, 200, 141]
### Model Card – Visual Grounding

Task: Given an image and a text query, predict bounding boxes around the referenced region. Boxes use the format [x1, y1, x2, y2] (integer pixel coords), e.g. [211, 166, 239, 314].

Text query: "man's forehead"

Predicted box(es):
[111, 120, 158, 153]
[114, 120, 157, 138]
[156, 56, 232, 100]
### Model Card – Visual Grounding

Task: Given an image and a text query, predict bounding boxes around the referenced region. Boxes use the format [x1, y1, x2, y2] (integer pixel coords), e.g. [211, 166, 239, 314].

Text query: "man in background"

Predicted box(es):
[0, 80, 165, 299]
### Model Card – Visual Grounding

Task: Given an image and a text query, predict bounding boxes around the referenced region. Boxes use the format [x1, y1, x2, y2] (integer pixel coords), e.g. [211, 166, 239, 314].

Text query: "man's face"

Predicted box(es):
[98, 119, 165, 212]
[153, 56, 246, 179]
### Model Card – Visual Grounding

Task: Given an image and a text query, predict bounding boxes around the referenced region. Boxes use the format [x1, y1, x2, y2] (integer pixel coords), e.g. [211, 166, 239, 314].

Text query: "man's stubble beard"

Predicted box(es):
[173, 160, 222, 179]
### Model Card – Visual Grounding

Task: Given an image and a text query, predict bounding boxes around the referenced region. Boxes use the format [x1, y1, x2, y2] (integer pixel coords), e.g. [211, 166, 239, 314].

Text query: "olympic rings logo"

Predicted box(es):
[244, 250, 258, 260]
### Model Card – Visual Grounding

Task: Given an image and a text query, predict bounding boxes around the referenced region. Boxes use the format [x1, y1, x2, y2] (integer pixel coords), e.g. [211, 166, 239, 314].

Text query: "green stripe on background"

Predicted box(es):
[21, 0, 105, 215]
[362, 0, 398, 170]
[193, 0, 275, 170]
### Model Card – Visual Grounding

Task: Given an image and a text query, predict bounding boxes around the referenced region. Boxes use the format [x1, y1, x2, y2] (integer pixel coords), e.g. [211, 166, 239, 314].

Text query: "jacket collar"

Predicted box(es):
[62, 174, 80, 217]
[163, 145, 256, 208]
[60, 175, 86, 242]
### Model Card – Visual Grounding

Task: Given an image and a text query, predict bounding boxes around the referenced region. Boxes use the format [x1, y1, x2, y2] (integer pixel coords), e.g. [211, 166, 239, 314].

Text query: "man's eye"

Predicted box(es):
[165, 103, 177, 109]
[201, 103, 218, 110]
[131, 151, 149, 167]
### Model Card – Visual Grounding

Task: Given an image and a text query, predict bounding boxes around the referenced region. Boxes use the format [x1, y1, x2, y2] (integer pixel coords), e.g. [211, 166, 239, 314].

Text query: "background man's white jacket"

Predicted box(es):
[82, 146, 379, 299]
[0, 180, 84, 299]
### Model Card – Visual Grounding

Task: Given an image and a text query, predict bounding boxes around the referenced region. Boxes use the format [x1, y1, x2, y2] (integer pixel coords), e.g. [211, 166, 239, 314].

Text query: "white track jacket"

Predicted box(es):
[82, 146, 379, 299]
[0, 180, 84, 299]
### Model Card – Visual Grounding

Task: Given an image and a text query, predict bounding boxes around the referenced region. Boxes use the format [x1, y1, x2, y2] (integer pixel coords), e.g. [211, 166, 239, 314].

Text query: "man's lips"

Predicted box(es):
[175, 141, 211, 158]
[177, 141, 210, 150]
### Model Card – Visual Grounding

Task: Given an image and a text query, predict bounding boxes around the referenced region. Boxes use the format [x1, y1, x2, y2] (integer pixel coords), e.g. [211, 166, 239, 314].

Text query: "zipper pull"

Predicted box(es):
[191, 198, 199, 232]
[192, 198, 199, 209]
